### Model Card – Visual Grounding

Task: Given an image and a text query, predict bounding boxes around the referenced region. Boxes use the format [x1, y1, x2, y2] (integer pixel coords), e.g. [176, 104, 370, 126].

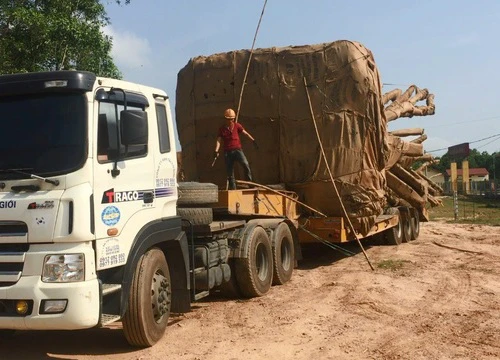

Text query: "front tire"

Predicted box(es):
[122, 248, 171, 347]
[235, 227, 273, 297]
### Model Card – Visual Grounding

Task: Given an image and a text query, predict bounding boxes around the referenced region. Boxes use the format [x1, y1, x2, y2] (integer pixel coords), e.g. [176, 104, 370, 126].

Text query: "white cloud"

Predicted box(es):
[103, 26, 152, 69]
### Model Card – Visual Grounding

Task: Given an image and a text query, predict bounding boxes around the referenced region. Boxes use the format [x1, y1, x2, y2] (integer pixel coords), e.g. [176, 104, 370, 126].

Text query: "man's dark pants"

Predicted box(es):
[224, 149, 252, 189]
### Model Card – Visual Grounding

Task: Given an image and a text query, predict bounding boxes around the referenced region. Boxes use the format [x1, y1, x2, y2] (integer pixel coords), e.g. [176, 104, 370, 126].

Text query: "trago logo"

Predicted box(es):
[102, 188, 141, 204]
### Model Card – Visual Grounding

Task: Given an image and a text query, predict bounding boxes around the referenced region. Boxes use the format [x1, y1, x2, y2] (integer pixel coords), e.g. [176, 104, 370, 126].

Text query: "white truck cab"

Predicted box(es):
[0, 71, 191, 346]
[0, 71, 301, 348]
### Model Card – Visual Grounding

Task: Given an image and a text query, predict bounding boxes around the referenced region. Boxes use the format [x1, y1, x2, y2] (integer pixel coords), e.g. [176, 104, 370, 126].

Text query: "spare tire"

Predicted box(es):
[178, 182, 218, 205]
[177, 208, 213, 225]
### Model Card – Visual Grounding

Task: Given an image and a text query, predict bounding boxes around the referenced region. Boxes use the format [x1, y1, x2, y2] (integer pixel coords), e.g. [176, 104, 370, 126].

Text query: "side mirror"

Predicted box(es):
[120, 110, 148, 146]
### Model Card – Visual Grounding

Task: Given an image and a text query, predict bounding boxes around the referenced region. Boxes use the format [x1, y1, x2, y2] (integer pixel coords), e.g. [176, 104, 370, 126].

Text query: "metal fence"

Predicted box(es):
[438, 180, 499, 197]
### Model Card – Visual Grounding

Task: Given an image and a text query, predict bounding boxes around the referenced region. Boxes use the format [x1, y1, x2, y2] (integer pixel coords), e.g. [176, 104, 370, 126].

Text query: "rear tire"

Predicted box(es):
[410, 208, 420, 240]
[235, 227, 273, 297]
[385, 208, 403, 246]
[122, 248, 171, 347]
[272, 223, 295, 285]
[398, 207, 412, 243]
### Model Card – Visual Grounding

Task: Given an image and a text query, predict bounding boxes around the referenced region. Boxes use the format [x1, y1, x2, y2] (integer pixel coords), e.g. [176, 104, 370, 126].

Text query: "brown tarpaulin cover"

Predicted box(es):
[176, 40, 399, 234]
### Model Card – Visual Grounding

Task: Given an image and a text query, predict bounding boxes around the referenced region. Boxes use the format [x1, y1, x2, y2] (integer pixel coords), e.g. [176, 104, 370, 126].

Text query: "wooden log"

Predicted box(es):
[415, 159, 438, 173]
[427, 194, 442, 207]
[382, 88, 402, 105]
[411, 134, 428, 144]
[412, 169, 444, 195]
[384, 85, 435, 122]
[389, 128, 424, 137]
[390, 164, 428, 199]
[386, 171, 426, 210]
[402, 142, 424, 157]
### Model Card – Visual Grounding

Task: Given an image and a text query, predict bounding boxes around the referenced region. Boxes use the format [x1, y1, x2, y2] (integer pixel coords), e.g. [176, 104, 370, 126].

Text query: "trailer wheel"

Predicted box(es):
[410, 208, 420, 240]
[385, 208, 403, 246]
[122, 248, 171, 347]
[236, 227, 273, 297]
[398, 207, 412, 243]
[177, 182, 218, 205]
[177, 207, 213, 225]
[272, 223, 295, 285]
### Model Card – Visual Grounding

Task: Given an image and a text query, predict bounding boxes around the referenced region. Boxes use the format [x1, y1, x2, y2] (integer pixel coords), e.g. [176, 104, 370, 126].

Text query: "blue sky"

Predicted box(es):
[104, 0, 500, 156]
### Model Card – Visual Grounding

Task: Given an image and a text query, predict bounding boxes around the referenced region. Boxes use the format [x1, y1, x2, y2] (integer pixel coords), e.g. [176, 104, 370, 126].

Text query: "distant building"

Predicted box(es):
[445, 168, 489, 182]
[425, 167, 445, 184]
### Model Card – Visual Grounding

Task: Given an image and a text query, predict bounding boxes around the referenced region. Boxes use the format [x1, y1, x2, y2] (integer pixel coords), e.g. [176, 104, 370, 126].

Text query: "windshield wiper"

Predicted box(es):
[0, 168, 59, 186]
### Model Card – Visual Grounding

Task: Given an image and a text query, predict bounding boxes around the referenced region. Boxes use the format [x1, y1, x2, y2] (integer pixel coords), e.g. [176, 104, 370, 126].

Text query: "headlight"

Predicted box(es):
[42, 254, 85, 282]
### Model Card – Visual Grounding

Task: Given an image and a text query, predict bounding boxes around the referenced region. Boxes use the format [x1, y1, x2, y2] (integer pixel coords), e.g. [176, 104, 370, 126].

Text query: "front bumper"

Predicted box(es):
[0, 275, 100, 330]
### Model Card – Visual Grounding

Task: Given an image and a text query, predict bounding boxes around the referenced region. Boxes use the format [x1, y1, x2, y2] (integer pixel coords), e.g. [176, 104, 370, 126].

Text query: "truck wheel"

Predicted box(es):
[177, 207, 213, 225]
[385, 208, 403, 246]
[235, 227, 273, 297]
[122, 248, 171, 347]
[272, 223, 294, 285]
[410, 208, 420, 240]
[177, 182, 218, 205]
[398, 207, 412, 243]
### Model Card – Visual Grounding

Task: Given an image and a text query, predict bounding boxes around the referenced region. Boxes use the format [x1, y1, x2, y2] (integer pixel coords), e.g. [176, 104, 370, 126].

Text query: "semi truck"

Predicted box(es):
[0, 66, 430, 348]
[0, 70, 314, 347]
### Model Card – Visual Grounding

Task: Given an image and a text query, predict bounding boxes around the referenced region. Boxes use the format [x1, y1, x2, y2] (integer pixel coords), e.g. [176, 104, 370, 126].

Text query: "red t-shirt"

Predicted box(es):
[218, 122, 244, 151]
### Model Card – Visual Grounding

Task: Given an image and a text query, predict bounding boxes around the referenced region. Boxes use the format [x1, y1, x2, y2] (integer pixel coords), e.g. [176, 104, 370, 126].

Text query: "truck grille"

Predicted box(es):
[0, 221, 29, 287]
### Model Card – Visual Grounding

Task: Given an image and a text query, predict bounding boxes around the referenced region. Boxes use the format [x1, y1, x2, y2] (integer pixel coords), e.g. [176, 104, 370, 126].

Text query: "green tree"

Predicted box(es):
[0, 0, 124, 78]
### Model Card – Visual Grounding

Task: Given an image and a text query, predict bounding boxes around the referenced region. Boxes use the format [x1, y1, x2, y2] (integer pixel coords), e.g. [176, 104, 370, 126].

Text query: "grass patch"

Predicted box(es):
[377, 259, 408, 271]
[429, 196, 500, 226]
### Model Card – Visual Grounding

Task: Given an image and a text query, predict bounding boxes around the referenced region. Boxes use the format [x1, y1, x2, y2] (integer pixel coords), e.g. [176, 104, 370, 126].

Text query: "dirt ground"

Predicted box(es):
[2, 221, 500, 360]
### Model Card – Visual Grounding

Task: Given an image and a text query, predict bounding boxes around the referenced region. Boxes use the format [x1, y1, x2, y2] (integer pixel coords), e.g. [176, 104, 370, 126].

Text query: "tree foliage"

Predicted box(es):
[0, 0, 124, 78]
[434, 149, 500, 179]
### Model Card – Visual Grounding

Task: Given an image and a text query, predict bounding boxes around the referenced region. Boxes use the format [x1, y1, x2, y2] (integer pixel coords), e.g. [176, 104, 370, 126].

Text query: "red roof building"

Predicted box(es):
[445, 168, 489, 180]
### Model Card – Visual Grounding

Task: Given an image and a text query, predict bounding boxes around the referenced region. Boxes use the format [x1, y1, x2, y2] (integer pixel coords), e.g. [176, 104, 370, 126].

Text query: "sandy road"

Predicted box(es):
[2, 221, 500, 360]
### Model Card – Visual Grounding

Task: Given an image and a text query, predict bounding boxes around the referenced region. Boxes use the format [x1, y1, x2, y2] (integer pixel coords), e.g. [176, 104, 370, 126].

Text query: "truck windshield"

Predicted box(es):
[0, 93, 87, 179]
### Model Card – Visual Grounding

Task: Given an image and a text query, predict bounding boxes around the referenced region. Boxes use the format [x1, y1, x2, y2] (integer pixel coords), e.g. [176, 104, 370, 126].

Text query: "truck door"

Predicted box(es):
[93, 98, 155, 270]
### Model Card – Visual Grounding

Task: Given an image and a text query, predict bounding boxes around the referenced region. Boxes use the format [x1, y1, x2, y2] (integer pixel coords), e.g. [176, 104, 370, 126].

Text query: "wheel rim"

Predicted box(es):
[396, 221, 402, 239]
[255, 243, 269, 281]
[280, 239, 291, 271]
[405, 217, 411, 237]
[413, 216, 419, 234]
[151, 270, 170, 323]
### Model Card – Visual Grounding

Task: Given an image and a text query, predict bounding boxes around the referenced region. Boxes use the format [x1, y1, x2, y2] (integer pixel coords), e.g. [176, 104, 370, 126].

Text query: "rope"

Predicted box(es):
[303, 77, 375, 271]
[298, 226, 356, 257]
[235, 0, 268, 123]
[236, 180, 328, 218]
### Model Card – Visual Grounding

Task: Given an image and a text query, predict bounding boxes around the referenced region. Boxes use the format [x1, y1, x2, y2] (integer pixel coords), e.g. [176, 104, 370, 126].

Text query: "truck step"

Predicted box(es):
[194, 291, 209, 301]
[100, 313, 121, 326]
[102, 283, 121, 296]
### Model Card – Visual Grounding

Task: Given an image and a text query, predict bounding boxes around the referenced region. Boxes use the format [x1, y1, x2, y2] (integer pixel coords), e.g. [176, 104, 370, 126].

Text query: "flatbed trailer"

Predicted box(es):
[180, 186, 421, 305]
[298, 206, 421, 245]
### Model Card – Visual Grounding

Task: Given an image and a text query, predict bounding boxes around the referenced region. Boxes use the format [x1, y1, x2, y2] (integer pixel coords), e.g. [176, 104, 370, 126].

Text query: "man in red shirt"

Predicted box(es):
[214, 108, 258, 189]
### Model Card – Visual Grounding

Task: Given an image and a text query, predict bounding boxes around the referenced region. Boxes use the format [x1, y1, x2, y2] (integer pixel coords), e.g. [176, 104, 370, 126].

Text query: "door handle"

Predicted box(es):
[143, 191, 154, 204]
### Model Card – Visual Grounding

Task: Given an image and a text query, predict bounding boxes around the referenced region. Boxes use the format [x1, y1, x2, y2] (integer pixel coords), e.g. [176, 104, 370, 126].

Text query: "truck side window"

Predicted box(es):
[97, 114, 110, 161]
[98, 102, 147, 162]
[156, 103, 171, 153]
